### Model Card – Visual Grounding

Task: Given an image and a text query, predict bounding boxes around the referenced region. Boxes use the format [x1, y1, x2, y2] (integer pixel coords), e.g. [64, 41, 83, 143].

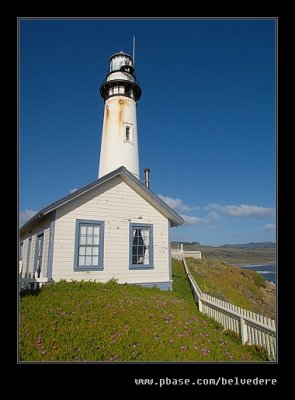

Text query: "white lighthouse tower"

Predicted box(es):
[98, 50, 142, 179]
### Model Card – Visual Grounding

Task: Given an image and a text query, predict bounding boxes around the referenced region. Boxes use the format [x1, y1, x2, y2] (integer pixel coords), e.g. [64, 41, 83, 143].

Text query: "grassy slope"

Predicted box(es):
[187, 257, 275, 319]
[181, 244, 275, 265]
[19, 259, 268, 362]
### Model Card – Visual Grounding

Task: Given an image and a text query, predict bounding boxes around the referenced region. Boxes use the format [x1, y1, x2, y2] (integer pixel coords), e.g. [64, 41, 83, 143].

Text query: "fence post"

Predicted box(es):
[198, 298, 203, 313]
[239, 317, 248, 344]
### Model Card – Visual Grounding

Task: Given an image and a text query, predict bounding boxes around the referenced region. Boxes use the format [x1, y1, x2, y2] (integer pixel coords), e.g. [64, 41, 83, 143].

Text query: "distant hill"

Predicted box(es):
[219, 242, 275, 249]
[172, 242, 275, 264]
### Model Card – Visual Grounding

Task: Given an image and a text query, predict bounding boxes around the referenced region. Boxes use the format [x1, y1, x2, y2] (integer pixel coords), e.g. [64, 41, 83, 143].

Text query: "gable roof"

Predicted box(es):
[20, 166, 184, 232]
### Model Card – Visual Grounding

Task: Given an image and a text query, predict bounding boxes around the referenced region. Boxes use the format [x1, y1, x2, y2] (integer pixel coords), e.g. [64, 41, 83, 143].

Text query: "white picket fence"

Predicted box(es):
[182, 256, 276, 360]
[171, 246, 201, 260]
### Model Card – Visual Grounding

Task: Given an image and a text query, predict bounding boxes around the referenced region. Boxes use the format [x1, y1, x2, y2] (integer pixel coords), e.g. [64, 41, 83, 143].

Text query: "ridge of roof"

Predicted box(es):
[20, 166, 184, 232]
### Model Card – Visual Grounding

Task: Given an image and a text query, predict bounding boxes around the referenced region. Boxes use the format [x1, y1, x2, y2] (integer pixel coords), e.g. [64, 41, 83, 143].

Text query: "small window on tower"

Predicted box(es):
[126, 126, 130, 141]
[124, 123, 133, 143]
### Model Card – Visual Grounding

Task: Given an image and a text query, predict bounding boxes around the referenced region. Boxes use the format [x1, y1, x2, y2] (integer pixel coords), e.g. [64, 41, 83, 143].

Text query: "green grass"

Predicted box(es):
[19, 259, 269, 362]
[186, 257, 273, 317]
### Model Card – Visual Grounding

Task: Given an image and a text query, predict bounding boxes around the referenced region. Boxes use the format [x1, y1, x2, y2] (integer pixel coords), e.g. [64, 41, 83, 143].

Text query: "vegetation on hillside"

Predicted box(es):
[186, 257, 275, 319]
[174, 244, 275, 265]
[19, 259, 269, 362]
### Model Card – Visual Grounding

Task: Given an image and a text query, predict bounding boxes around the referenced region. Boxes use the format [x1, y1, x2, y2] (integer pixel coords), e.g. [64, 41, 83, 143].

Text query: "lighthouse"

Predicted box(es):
[98, 51, 142, 179]
[20, 46, 184, 296]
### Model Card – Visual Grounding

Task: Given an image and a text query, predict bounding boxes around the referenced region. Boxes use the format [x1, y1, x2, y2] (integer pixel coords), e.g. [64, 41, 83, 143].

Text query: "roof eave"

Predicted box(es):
[19, 166, 184, 233]
[119, 171, 184, 226]
[19, 212, 41, 232]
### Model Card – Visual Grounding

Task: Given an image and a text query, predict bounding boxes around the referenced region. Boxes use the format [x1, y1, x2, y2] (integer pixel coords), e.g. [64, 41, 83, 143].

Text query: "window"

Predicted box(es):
[126, 126, 130, 141]
[19, 242, 23, 274]
[74, 220, 104, 271]
[34, 233, 44, 278]
[26, 238, 32, 278]
[129, 223, 153, 269]
[19, 242, 23, 261]
[124, 123, 133, 143]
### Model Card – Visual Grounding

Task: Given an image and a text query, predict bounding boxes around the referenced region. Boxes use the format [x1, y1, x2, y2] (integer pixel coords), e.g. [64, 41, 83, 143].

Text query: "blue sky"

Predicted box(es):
[19, 18, 276, 246]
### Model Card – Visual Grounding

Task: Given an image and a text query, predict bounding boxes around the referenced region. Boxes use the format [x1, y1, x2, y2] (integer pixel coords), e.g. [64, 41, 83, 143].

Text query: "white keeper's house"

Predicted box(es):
[19, 50, 184, 291]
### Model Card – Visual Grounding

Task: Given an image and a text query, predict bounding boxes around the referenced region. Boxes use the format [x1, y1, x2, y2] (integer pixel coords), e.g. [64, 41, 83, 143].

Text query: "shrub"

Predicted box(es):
[19, 259, 270, 362]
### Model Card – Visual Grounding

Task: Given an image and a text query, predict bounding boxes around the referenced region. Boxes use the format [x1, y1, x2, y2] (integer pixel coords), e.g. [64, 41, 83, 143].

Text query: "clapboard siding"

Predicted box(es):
[20, 215, 51, 240]
[21, 238, 30, 278]
[20, 216, 51, 279]
[52, 176, 171, 286]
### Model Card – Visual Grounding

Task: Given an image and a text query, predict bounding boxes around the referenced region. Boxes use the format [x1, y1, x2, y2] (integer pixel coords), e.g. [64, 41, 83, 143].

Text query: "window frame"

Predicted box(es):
[19, 242, 23, 261]
[74, 219, 105, 271]
[129, 223, 154, 270]
[26, 238, 32, 278]
[34, 233, 44, 278]
[123, 123, 133, 144]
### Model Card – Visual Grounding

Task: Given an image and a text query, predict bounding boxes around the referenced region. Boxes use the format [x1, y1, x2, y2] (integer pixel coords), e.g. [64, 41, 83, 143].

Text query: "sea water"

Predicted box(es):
[237, 264, 276, 284]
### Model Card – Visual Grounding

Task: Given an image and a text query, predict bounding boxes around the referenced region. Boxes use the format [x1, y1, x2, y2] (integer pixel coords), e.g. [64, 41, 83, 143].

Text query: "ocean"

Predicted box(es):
[237, 264, 276, 284]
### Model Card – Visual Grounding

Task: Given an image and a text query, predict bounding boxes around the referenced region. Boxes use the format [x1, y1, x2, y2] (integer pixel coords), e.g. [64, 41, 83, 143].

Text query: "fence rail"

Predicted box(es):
[182, 255, 276, 360]
[171, 247, 201, 260]
[19, 277, 52, 291]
